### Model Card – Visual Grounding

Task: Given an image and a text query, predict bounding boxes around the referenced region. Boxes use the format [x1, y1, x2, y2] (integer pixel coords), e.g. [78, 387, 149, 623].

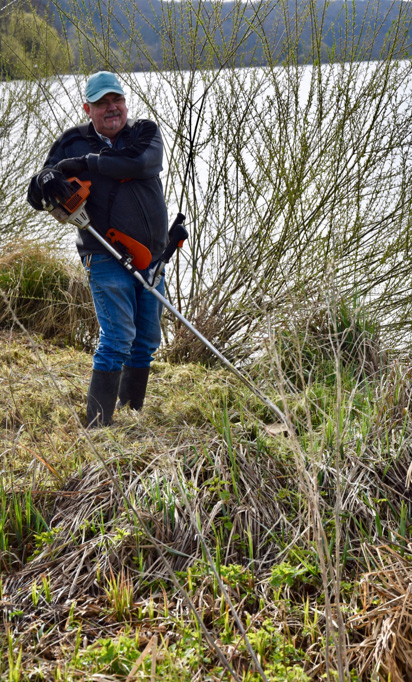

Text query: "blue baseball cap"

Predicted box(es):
[85, 71, 125, 103]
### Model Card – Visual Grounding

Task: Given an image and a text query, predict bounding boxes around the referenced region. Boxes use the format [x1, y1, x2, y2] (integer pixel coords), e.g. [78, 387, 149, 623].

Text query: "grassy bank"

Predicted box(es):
[1, 248, 412, 681]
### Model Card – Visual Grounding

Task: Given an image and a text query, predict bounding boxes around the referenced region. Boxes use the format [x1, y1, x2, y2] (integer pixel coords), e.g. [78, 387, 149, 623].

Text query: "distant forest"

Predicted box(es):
[1, 0, 412, 77]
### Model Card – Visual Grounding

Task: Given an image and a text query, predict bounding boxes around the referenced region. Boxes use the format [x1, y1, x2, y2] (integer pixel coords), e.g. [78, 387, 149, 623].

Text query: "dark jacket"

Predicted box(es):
[27, 119, 169, 261]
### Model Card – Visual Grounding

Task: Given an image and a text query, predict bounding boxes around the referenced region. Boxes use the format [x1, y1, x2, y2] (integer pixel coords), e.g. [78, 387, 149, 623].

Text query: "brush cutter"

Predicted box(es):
[45, 177, 288, 425]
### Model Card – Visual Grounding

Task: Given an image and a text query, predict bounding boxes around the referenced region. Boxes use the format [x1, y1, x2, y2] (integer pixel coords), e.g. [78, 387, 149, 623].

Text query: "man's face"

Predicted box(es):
[83, 93, 128, 140]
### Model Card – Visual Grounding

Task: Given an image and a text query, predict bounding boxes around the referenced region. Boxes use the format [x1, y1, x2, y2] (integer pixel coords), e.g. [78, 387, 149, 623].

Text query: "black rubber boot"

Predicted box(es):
[118, 366, 150, 410]
[86, 369, 122, 427]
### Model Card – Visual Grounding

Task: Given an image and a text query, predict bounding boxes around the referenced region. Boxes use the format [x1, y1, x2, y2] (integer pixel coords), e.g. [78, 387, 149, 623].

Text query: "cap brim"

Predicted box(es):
[87, 87, 125, 102]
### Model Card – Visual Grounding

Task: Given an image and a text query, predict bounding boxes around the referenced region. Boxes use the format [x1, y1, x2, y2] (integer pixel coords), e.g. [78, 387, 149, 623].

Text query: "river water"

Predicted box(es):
[1, 61, 412, 344]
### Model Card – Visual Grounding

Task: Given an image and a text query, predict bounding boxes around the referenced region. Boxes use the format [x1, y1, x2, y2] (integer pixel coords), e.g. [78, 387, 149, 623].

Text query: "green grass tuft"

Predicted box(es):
[0, 241, 98, 348]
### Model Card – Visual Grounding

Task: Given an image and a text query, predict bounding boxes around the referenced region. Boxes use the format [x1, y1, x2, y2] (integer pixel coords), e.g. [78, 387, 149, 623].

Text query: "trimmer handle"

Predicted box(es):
[168, 212, 186, 240]
[163, 214, 188, 264]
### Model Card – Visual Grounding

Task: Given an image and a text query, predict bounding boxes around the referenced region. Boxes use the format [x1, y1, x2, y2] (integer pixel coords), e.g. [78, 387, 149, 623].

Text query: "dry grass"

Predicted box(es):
[347, 546, 412, 681]
[1, 325, 412, 680]
[0, 241, 98, 348]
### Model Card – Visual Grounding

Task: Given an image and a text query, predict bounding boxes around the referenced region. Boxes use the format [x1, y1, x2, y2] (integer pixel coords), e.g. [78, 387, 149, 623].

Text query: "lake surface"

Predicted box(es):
[1, 61, 411, 344]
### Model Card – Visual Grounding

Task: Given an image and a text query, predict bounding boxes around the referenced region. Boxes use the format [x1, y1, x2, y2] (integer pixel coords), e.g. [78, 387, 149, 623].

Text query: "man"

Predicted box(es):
[27, 71, 169, 427]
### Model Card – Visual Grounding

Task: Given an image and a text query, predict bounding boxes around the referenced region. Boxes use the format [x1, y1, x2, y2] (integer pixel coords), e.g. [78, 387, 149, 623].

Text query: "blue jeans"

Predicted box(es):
[83, 253, 164, 372]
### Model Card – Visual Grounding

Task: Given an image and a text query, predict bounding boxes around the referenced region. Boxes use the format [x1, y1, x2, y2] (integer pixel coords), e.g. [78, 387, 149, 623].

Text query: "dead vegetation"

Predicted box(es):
[0, 242, 98, 349]
[0, 318, 411, 680]
[347, 546, 412, 681]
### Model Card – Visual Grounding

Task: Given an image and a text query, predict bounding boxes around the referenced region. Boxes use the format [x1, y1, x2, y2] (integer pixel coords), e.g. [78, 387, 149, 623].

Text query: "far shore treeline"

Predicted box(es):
[1, 0, 412, 79]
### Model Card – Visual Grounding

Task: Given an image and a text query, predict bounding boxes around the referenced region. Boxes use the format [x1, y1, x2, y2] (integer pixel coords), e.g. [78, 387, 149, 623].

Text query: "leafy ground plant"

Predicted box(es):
[1, 295, 412, 681]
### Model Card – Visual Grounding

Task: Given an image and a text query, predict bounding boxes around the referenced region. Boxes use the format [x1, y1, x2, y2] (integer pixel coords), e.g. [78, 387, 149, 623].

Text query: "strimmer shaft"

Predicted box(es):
[86, 224, 289, 427]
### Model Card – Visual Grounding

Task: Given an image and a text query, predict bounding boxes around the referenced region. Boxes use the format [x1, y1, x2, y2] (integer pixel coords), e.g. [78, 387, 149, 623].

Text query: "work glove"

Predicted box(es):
[146, 263, 164, 288]
[54, 156, 88, 178]
[37, 169, 73, 208]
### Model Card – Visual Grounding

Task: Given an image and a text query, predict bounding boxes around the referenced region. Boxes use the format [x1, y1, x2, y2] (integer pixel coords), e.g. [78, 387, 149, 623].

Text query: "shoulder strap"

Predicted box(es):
[118, 119, 138, 147]
[76, 120, 139, 223]
[106, 120, 138, 223]
[76, 122, 101, 152]
[76, 123, 90, 139]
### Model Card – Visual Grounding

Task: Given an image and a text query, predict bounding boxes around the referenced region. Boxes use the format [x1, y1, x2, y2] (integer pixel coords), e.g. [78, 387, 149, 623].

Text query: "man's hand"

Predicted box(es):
[146, 263, 164, 288]
[54, 156, 88, 177]
[37, 169, 73, 208]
